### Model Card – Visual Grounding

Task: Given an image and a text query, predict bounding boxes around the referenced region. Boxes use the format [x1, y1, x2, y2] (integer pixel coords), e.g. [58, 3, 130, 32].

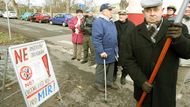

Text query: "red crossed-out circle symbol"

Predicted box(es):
[20, 66, 32, 81]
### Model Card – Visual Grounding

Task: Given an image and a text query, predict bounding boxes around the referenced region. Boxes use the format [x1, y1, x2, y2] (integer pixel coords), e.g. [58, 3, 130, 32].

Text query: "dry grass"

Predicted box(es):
[0, 32, 29, 45]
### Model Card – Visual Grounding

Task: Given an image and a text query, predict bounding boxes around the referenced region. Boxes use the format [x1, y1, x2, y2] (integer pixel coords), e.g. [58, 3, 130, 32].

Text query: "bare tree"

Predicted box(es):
[49, 0, 53, 17]
[47, 0, 62, 17]
[12, 0, 19, 17]
[72, 0, 75, 5]
[0, 1, 5, 10]
[66, 0, 71, 13]
[119, 0, 129, 10]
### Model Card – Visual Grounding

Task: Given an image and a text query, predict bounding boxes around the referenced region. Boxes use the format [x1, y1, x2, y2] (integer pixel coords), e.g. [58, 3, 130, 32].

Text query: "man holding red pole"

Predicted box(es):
[185, 2, 190, 16]
[125, 0, 190, 107]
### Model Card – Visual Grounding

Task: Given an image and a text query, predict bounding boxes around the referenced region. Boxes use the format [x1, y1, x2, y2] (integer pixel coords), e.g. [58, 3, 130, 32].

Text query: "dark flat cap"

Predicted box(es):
[118, 10, 128, 15]
[100, 3, 115, 12]
[141, 0, 163, 8]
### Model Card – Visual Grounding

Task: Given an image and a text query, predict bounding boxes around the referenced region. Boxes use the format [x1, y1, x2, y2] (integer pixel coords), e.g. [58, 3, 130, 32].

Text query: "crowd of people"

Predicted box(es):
[68, 0, 190, 106]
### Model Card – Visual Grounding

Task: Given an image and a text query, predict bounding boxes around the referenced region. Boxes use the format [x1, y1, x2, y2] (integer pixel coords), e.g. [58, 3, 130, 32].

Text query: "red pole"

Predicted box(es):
[137, 37, 172, 107]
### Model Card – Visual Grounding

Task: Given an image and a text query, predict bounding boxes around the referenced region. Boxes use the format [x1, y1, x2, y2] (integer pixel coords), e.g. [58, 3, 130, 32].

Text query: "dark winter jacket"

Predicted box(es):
[125, 19, 190, 107]
[115, 19, 135, 66]
[81, 15, 95, 35]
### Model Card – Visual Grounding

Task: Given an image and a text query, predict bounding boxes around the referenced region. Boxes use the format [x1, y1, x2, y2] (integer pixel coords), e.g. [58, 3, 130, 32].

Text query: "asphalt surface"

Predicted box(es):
[0, 18, 71, 38]
[0, 18, 74, 49]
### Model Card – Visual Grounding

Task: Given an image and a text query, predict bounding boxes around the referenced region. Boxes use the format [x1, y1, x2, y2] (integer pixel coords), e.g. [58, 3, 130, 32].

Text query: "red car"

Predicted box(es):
[29, 13, 50, 23]
[28, 13, 40, 22]
[35, 13, 50, 23]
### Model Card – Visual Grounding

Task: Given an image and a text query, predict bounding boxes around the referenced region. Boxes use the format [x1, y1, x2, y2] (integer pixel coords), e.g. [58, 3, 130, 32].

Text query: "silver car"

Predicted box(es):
[3, 11, 17, 18]
[0, 11, 3, 17]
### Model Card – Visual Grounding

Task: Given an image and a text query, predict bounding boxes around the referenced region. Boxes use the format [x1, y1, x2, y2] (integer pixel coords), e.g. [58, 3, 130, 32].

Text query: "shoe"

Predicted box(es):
[120, 76, 127, 85]
[81, 60, 88, 64]
[94, 83, 105, 92]
[71, 57, 76, 60]
[90, 64, 97, 68]
[113, 75, 117, 82]
[108, 83, 119, 90]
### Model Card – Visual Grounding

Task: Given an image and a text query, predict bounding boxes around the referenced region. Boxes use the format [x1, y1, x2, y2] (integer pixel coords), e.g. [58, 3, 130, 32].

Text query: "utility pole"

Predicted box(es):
[27, 0, 30, 11]
[66, 0, 71, 13]
[28, 0, 30, 8]
[50, 0, 53, 17]
[4, 0, 12, 40]
[119, 0, 129, 10]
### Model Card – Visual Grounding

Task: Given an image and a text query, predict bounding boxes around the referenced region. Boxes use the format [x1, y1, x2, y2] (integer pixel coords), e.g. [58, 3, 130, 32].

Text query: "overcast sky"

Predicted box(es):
[14, 0, 183, 13]
[14, 0, 120, 6]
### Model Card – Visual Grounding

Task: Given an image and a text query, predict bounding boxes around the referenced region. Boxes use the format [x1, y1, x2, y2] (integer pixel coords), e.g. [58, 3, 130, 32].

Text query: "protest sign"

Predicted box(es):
[9, 40, 59, 107]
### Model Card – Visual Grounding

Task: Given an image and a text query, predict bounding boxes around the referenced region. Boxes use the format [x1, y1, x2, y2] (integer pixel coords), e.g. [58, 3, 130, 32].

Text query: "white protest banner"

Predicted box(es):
[9, 40, 59, 107]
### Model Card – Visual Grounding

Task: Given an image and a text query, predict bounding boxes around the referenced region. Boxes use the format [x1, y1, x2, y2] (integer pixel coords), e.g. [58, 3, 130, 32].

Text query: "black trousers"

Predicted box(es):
[113, 62, 128, 81]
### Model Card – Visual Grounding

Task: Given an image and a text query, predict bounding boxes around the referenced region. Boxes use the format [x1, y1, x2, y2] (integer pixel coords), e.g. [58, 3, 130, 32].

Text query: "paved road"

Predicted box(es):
[0, 18, 73, 49]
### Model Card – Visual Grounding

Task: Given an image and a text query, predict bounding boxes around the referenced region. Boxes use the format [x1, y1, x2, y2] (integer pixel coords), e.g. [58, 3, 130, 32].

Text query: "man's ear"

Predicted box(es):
[142, 10, 144, 14]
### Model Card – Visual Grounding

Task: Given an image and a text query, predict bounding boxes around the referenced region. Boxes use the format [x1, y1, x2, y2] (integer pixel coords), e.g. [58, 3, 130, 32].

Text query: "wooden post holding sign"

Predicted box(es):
[9, 40, 61, 107]
[4, 0, 12, 40]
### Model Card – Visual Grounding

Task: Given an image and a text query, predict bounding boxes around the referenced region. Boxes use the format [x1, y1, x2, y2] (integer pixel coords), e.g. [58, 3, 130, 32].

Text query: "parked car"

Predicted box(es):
[0, 10, 3, 17]
[3, 11, 17, 19]
[49, 13, 73, 27]
[35, 13, 50, 23]
[20, 12, 33, 21]
[28, 13, 40, 22]
[29, 13, 50, 23]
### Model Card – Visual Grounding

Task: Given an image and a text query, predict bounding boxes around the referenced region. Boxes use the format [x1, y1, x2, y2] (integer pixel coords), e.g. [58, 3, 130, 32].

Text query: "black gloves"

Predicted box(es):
[86, 23, 92, 27]
[166, 24, 182, 39]
[142, 81, 152, 93]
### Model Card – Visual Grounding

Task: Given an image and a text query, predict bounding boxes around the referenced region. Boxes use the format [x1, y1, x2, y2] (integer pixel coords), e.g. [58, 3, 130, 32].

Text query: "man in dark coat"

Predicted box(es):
[125, 0, 190, 107]
[114, 10, 135, 85]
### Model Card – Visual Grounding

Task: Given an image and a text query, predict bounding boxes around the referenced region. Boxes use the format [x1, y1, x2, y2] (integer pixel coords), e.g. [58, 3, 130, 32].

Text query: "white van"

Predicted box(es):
[3, 11, 17, 18]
